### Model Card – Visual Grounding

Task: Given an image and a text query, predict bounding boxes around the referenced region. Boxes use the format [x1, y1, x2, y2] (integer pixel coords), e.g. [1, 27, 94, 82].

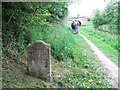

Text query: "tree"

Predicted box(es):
[91, 0, 118, 30]
[92, 9, 103, 28]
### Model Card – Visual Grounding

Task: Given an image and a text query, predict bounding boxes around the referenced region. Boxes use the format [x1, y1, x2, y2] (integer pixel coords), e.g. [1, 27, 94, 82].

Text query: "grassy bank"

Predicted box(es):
[52, 25, 113, 88]
[2, 22, 113, 88]
[79, 22, 118, 64]
[28, 22, 79, 61]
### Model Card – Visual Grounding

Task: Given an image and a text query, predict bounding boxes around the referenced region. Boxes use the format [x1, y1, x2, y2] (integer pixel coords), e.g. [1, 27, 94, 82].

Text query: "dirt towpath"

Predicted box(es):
[78, 32, 119, 88]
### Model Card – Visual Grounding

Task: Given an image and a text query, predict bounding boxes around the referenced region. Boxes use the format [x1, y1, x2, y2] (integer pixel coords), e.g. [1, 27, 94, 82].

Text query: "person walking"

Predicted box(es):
[71, 20, 76, 33]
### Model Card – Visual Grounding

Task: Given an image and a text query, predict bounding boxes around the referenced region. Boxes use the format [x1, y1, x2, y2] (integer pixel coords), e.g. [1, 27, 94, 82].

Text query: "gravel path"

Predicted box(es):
[78, 32, 119, 88]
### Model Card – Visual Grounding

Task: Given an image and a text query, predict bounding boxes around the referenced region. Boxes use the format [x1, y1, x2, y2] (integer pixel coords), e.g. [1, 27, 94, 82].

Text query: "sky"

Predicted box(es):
[68, 0, 110, 17]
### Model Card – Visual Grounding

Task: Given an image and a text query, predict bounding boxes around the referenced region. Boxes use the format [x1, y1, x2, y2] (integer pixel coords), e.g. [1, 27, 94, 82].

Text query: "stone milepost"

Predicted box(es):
[27, 40, 51, 82]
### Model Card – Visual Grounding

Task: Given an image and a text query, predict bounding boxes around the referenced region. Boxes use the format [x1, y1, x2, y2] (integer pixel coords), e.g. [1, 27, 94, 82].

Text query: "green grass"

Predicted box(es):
[3, 22, 114, 88]
[79, 21, 118, 63]
[29, 22, 81, 61]
[82, 22, 118, 50]
[52, 29, 113, 88]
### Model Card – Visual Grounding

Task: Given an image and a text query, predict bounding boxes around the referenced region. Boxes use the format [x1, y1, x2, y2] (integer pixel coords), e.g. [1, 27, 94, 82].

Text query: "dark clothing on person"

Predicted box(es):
[71, 21, 76, 29]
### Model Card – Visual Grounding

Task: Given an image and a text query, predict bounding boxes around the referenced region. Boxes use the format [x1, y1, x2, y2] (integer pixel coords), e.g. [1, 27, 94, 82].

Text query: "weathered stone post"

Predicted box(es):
[27, 40, 51, 82]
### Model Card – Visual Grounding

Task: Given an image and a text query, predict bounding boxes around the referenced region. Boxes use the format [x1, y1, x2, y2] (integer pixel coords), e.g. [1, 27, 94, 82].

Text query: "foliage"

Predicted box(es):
[46, 2, 68, 23]
[91, 1, 119, 33]
[2, 2, 115, 88]
[102, 1, 118, 25]
[54, 30, 113, 88]
[92, 9, 103, 28]
[2, 2, 84, 61]
[2, 2, 68, 60]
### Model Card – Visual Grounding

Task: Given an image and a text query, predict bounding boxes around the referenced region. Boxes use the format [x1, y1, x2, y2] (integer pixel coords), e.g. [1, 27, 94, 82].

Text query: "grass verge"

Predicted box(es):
[79, 22, 118, 64]
[52, 24, 113, 88]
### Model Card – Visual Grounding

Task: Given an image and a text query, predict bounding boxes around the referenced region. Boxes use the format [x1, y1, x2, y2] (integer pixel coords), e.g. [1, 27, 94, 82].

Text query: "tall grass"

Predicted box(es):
[28, 22, 82, 61]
